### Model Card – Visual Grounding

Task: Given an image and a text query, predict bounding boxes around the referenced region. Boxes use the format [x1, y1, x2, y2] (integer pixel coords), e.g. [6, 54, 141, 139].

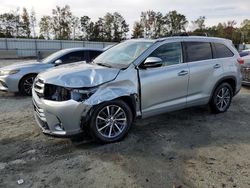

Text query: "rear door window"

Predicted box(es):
[60, 51, 84, 64]
[213, 43, 234, 58]
[184, 42, 212, 62]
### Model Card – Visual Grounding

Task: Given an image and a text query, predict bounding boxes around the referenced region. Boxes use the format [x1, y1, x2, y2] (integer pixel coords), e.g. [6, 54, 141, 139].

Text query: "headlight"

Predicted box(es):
[44, 84, 97, 102]
[0, 69, 20, 76]
[71, 88, 97, 102]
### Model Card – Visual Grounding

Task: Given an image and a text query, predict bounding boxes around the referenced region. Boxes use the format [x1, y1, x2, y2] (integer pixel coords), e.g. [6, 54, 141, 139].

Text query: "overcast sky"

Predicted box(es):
[0, 0, 250, 31]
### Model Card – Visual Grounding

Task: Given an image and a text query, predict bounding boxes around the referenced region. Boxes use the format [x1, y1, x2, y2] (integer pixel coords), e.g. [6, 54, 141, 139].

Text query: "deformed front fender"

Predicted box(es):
[84, 67, 141, 117]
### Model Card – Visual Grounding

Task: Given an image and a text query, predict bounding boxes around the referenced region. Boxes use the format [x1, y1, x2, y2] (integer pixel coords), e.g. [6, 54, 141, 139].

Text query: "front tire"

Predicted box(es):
[19, 74, 36, 96]
[89, 100, 133, 143]
[210, 83, 233, 114]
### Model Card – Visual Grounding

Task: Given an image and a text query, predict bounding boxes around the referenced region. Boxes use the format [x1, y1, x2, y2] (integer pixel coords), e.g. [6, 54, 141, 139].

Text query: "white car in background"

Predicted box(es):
[240, 49, 250, 64]
[240, 49, 250, 85]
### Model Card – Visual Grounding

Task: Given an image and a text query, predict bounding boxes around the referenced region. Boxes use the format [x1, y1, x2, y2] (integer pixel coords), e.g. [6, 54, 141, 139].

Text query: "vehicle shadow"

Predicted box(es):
[71, 100, 250, 187]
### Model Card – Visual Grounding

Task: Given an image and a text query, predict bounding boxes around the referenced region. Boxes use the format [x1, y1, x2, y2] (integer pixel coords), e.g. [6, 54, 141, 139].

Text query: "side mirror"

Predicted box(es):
[142, 57, 163, 69]
[54, 59, 62, 65]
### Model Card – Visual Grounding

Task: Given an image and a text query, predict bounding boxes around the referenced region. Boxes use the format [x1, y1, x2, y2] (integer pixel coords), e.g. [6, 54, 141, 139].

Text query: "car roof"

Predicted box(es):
[61, 47, 104, 53]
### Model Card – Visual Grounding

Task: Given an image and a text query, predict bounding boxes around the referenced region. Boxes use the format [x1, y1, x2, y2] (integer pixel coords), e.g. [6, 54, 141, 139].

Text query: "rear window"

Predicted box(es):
[214, 43, 234, 58]
[184, 42, 212, 62]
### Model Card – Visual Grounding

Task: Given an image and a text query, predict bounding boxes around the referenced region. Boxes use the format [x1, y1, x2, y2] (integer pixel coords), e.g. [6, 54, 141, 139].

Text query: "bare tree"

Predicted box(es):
[30, 8, 37, 38]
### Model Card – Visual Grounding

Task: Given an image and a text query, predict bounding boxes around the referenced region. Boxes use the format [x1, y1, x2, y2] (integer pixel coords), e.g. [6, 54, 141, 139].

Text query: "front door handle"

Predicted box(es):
[178, 70, 188, 76]
[213, 64, 221, 69]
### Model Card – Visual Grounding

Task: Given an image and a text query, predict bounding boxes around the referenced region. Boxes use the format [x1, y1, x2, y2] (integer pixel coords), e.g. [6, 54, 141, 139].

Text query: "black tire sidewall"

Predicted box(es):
[211, 83, 233, 113]
[89, 100, 133, 143]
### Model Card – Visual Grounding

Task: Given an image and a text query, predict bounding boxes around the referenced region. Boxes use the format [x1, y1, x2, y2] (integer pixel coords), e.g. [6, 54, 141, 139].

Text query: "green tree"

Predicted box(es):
[0, 12, 20, 37]
[51, 5, 72, 39]
[241, 19, 250, 43]
[39, 15, 51, 39]
[164, 10, 188, 34]
[132, 21, 144, 38]
[103, 13, 114, 41]
[154, 12, 165, 38]
[21, 8, 30, 38]
[223, 20, 237, 40]
[96, 18, 105, 41]
[80, 16, 92, 40]
[112, 12, 129, 41]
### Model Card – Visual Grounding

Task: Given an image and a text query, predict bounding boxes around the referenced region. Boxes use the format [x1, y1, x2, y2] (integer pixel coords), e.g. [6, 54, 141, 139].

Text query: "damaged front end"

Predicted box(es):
[32, 64, 140, 137]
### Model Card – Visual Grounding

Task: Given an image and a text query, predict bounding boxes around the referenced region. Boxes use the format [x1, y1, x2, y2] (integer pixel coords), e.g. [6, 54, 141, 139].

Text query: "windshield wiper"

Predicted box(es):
[96, 62, 112, 68]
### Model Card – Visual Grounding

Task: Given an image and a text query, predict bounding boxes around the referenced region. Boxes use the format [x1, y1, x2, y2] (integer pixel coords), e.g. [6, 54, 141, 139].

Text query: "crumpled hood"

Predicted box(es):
[38, 62, 121, 88]
[0, 60, 42, 70]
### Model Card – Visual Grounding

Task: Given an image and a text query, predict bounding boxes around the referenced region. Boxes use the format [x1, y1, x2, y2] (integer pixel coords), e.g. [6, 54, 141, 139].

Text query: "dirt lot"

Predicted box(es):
[0, 60, 250, 188]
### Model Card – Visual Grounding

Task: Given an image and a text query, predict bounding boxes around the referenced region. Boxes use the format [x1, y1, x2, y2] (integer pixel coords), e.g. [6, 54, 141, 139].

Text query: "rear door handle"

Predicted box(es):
[213, 64, 221, 69]
[178, 70, 189, 76]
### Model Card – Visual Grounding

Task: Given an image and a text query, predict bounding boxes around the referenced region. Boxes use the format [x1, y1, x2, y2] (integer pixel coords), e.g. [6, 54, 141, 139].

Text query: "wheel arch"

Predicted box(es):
[115, 94, 138, 121]
[210, 76, 236, 102]
[18, 73, 38, 91]
[80, 94, 138, 130]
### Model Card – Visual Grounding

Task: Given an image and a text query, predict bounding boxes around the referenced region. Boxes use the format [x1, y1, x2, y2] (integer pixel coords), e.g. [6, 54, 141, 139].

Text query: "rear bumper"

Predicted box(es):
[32, 88, 92, 137]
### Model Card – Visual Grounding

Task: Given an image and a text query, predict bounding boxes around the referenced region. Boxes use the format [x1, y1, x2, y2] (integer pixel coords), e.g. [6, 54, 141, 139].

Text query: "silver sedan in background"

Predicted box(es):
[0, 48, 103, 95]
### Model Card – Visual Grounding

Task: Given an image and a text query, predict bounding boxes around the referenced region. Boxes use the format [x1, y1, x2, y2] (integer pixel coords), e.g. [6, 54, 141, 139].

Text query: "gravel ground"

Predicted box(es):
[0, 60, 250, 188]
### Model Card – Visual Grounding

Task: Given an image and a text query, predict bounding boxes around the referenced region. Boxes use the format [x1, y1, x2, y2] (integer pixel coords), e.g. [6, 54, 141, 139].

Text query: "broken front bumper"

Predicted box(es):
[32, 88, 92, 137]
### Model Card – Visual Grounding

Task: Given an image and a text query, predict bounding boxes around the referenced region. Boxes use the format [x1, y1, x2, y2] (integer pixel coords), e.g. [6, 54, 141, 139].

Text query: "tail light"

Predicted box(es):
[237, 58, 244, 65]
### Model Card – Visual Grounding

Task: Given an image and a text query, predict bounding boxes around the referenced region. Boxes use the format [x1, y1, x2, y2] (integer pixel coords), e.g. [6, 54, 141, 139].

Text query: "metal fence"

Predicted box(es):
[0, 38, 116, 58]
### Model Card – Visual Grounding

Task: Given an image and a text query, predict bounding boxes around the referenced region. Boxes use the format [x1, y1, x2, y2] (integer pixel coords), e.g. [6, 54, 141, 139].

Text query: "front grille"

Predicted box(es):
[242, 67, 250, 81]
[34, 78, 44, 97]
[33, 99, 45, 121]
[33, 99, 49, 130]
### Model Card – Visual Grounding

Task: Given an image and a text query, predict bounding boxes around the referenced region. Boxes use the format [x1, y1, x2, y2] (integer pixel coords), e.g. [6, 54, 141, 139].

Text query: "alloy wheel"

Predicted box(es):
[96, 105, 127, 139]
[215, 87, 231, 111]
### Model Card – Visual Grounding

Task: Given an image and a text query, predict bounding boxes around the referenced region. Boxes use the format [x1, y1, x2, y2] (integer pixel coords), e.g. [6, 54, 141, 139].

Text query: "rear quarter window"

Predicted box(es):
[184, 42, 212, 62]
[213, 43, 234, 58]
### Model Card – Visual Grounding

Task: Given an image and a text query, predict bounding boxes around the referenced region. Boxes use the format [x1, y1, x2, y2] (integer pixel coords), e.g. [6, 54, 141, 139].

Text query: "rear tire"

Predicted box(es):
[210, 83, 233, 114]
[19, 74, 36, 96]
[89, 100, 133, 143]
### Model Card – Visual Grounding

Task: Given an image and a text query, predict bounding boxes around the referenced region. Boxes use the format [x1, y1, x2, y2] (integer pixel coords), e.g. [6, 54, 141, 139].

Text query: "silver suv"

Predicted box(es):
[32, 36, 242, 143]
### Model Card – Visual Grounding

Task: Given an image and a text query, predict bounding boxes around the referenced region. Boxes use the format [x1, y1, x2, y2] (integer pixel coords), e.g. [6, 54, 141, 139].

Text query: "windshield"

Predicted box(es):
[93, 40, 154, 68]
[40, 49, 69, 64]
